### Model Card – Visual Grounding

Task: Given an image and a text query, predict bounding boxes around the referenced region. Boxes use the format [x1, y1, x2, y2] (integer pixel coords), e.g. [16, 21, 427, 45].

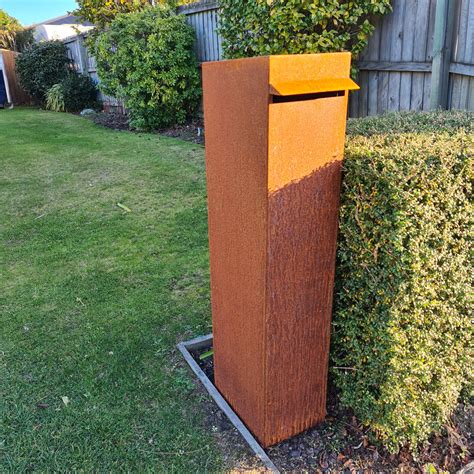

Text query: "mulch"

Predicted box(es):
[88, 111, 205, 144]
[90, 111, 130, 131]
[193, 348, 473, 473]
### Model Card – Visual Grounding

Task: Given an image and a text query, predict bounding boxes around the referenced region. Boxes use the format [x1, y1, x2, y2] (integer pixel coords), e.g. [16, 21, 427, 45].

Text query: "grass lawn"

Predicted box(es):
[1, 108, 221, 471]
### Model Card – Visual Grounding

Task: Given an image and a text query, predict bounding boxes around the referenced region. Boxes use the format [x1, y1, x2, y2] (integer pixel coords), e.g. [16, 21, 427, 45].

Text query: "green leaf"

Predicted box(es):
[199, 349, 214, 360]
[117, 202, 132, 212]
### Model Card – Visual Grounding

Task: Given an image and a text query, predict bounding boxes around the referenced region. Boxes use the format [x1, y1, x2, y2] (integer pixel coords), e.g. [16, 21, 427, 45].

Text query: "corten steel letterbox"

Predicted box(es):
[202, 53, 359, 447]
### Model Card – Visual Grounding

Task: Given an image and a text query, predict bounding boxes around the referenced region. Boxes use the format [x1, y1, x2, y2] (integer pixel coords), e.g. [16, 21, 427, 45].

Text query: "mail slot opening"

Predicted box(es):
[271, 90, 345, 103]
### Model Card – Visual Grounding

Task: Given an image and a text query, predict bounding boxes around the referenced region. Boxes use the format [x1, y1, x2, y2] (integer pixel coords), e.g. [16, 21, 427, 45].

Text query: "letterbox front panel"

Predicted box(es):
[264, 94, 348, 445]
[267, 96, 347, 192]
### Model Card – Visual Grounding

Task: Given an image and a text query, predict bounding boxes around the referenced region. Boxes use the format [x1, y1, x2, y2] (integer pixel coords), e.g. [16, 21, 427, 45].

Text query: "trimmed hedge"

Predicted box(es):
[332, 111, 473, 452]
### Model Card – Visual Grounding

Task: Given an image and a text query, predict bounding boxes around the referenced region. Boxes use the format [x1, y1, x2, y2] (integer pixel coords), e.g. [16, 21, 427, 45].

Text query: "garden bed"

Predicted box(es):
[89, 111, 205, 144]
[89, 111, 130, 131]
[191, 343, 473, 473]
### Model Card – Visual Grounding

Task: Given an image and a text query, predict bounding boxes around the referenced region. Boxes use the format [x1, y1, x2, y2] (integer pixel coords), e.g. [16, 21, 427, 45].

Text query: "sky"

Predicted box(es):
[0, 0, 78, 26]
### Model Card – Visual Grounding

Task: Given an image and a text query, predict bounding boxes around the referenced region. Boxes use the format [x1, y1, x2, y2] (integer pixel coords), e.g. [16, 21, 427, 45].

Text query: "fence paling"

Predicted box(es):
[63, 34, 125, 111]
[430, 0, 456, 109]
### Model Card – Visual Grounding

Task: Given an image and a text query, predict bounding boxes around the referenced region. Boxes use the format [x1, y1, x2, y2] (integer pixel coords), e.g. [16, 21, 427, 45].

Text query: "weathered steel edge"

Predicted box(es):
[177, 335, 280, 473]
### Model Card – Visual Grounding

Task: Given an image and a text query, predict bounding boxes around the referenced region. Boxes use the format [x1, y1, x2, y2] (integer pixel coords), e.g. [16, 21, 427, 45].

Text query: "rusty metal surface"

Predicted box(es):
[267, 96, 346, 192]
[270, 77, 359, 96]
[265, 95, 348, 446]
[177, 335, 280, 473]
[203, 53, 353, 448]
[269, 53, 352, 86]
[202, 56, 270, 443]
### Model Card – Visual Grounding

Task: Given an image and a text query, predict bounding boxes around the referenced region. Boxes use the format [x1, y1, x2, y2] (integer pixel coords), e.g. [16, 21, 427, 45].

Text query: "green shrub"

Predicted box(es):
[346, 109, 474, 136]
[46, 84, 65, 112]
[332, 111, 473, 452]
[94, 6, 201, 130]
[45, 74, 98, 113]
[61, 73, 98, 112]
[219, 0, 391, 60]
[16, 41, 71, 102]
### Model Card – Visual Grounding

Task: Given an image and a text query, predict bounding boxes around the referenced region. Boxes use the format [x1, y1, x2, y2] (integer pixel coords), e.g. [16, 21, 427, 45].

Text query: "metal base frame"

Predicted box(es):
[177, 334, 279, 473]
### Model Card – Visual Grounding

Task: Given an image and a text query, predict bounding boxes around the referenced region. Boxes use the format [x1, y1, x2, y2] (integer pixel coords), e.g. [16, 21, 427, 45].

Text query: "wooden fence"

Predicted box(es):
[350, 0, 474, 116]
[178, 1, 222, 62]
[64, 0, 474, 116]
[63, 34, 124, 111]
[0, 49, 30, 105]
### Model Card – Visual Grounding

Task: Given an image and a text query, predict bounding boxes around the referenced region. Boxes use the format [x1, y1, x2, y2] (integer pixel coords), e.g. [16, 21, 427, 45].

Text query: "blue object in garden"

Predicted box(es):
[0, 71, 7, 106]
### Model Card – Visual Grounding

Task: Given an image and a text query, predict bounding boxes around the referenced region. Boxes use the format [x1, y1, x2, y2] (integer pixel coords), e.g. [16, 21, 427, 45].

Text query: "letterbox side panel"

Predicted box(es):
[202, 57, 270, 442]
[264, 95, 349, 446]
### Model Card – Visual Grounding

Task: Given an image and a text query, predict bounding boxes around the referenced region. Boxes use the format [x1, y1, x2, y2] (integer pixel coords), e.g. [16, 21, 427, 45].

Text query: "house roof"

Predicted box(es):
[29, 14, 93, 29]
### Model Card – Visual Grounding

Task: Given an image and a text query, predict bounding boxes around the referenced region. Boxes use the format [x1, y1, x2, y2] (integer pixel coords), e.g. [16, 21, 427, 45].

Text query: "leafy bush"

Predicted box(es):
[94, 6, 201, 130]
[46, 74, 98, 113]
[61, 73, 98, 112]
[16, 41, 71, 102]
[219, 0, 391, 60]
[332, 111, 473, 452]
[346, 109, 473, 136]
[46, 84, 65, 112]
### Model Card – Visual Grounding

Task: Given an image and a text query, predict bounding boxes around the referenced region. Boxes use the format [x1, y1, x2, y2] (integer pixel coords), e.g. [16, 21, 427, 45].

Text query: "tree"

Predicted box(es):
[74, 0, 154, 31]
[0, 9, 34, 52]
[73, 0, 195, 31]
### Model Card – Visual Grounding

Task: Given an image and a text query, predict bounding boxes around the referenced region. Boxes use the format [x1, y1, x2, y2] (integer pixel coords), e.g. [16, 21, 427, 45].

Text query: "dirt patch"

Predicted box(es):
[159, 119, 204, 145]
[88, 112, 205, 144]
[192, 346, 473, 473]
[89, 111, 130, 131]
